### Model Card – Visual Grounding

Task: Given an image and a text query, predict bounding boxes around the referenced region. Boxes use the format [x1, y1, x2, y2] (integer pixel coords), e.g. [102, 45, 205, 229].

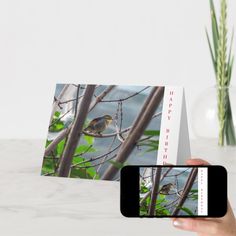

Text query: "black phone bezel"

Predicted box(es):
[120, 165, 227, 218]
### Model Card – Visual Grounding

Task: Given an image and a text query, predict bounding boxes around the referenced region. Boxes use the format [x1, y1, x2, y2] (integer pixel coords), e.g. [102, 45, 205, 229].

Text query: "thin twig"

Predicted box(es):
[50, 84, 70, 123]
[89, 85, 116, 111]
[93, 136, 117, 179]
[100, 87, 150, 103]
[49, 108, 73, 128]
[82, 126, 131, 138]
[74, 85, 80, 118]
[71, 143, 122, 167]
[71, 154, 117, 169]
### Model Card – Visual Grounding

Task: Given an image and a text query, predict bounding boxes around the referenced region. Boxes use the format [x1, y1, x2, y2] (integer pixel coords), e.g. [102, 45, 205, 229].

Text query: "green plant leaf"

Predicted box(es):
[54, 111, 61, 118]
[70, 156, 99, 179]
[84, 135, 94, 145]
[228, 55, 234, 84]
[139, 140, 159, 147]
[206, 28, 217, 74]
[146, 146, 158, 152]
[49, 120, 65, 132]
[41, 159, 55, 175]
[45, 139, 52, 148]
[140, 184, 149, 194]
[190, 189, 198, 193]
[86, 167, 99, 179]
[143, 130, 160, 136]
[109, 160, 126, 169]
[179, 207, 194, 216]
[209, 0, 219, 59]
[72, 156, 85, 165]
[227, 29, 234, 83]
[56, 139, 65, 155]
[75, 145, 96, 155]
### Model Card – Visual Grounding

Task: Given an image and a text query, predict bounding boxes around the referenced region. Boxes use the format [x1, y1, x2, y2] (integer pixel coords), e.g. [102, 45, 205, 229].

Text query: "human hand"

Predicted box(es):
[172, 158, 236, 236]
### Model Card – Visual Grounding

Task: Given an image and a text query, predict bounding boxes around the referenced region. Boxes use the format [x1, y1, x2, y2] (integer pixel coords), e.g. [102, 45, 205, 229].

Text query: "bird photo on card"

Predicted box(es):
[84, 115, 113, 134]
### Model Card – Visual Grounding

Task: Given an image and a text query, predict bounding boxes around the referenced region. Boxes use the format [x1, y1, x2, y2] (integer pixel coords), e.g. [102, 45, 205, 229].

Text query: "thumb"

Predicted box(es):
[173, 218, 218, 235]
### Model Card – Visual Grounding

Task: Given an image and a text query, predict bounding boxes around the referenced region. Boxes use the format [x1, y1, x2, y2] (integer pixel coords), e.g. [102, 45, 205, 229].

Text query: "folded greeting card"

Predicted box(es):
[41, 84, 190, 181]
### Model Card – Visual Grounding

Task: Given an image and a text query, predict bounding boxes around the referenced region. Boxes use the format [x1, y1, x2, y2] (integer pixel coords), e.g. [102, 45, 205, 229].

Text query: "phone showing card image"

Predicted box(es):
[120, 165, 227, 218]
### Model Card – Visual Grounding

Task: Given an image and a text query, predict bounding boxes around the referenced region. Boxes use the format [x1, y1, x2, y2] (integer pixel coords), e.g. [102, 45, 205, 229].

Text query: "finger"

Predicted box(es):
[186, 158, 210, 166]
[173, 218, 219, 234]
[223, 200, 235, 221]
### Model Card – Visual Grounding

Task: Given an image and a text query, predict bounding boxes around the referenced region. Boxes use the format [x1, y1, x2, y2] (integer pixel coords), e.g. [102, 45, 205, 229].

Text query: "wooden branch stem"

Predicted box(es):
[58, 85, 96, 177]
[101, 86, 165, 180]
[148, 167, 162, 215]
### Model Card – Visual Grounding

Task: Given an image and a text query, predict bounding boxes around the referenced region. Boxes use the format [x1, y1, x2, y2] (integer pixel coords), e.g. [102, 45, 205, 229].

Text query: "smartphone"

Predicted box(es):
[120, 165, 227, 218]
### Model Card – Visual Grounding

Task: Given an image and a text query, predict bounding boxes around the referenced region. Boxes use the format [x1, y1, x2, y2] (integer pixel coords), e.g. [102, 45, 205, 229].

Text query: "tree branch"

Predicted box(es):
[148, 167, 162, 215]
[89, 85, 116, 111]
[44, 128, 70, 156]
[171, 168, 198, 215]
[82, 126, 131, 138]
[100, 86, 150, 102]
[57, 85, 96, 177]
[101, 86, 165, 180]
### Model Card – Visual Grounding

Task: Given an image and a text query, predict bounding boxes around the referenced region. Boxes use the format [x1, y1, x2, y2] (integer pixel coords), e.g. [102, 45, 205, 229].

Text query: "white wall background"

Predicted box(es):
[0, 0, 235, 139]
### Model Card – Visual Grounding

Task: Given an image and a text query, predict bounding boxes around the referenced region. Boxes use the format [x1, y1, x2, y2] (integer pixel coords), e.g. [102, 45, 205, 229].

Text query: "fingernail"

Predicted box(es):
[173, 219, 183, 228]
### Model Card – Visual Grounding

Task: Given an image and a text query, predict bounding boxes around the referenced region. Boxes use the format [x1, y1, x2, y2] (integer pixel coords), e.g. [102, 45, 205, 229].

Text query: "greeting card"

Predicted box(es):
[41, 84, 190, 180]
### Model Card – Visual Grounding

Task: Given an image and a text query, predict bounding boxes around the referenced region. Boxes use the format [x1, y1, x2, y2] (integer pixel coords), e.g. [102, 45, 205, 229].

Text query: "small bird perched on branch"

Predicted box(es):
[159, 183, 175, 195]
[84, 115, 113, 134]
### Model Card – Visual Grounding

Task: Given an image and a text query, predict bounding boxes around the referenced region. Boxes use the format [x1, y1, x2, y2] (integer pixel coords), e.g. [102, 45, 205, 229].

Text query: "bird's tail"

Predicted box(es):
[84, 126, 91, 132]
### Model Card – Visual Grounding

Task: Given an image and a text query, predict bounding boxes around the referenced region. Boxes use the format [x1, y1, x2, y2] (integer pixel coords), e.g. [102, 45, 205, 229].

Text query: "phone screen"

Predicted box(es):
[120, 165, 227, 217]
[139, 167, 206, 216]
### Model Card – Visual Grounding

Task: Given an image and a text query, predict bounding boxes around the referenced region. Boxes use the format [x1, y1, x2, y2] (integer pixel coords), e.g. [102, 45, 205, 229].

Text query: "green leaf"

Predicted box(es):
[75, 145, 96, 155]
[143, 130, 160, 136]
[56, 139, 65, 155]
[146, 146, 158, 152]
[54, 111, 61, 118]
[41, 159, 55, 175]
[190, 189, 198, 193]
[87, 167, 99, 179]
[84, 135, 94, 145]
[139, 140, 159, 145]
[70, 161, 99, 179]
[227, 29, 234, 82]
[45, 139, 52, 148]
[179, 207, 194, 216]
[158, 194, 167, 201]
[225, 97, 236, 145]
[109, 160, 126, 169]
[228, 55, 234, 84]
[140, 210, 148, 216]
[209, 0, 219, 59]
[72, 156, 84, 165]
[70, 168, 87, 178]
[190, 195, 198, 201]
[49, 120, 65, 132]
[146, 196, 151, 205]
[156, 208, 170, 216]
[206, 29, 217, 74]
[140, 184, 149, 194]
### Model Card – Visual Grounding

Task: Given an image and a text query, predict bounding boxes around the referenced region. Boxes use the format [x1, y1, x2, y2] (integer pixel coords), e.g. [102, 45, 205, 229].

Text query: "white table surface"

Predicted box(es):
[0, 139, 235, 236]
